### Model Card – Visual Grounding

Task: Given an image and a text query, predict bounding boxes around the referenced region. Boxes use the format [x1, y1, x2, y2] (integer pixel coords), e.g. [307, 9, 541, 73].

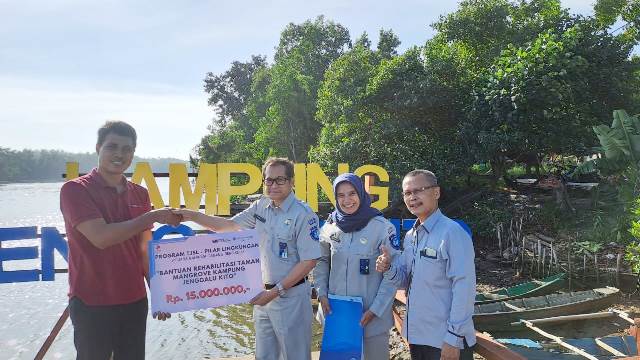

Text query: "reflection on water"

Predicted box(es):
[0, 181, 322, 359]
[145, 305, 256, 359]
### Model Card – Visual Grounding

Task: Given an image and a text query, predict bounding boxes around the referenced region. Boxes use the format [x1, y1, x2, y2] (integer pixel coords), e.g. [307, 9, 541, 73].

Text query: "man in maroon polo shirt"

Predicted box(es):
[60, 121, 180, 360]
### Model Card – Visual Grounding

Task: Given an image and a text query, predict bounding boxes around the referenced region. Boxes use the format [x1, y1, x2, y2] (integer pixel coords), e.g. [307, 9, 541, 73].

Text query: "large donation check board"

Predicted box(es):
[149, 230, 262, 313]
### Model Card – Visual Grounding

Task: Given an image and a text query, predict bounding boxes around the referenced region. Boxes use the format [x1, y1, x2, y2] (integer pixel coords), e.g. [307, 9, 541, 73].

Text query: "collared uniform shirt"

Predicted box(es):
[313, 216, 399, 338]
[231, 192, 321, 285]
[386, 209, 476, 349]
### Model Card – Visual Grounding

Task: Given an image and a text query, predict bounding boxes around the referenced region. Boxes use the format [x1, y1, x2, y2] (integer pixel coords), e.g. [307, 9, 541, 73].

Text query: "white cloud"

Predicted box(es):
[0, 76, 213, 160]
[0, 0, 604, 162]
[561, 0, 596, 16]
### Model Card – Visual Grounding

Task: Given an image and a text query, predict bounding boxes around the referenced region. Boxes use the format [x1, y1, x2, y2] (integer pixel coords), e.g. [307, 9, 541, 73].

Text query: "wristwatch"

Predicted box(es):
[275, 282, 286, 297]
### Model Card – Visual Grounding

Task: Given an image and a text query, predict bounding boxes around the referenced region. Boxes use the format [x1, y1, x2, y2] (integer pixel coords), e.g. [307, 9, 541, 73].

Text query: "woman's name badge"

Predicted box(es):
[359, 259, 370, 274]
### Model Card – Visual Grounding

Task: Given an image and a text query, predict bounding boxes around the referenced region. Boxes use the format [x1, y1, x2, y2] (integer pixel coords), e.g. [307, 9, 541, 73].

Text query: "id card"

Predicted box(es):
[420, 247, 437, 259]
[279, 242, 288, 259]
[359, 259, 370, 274]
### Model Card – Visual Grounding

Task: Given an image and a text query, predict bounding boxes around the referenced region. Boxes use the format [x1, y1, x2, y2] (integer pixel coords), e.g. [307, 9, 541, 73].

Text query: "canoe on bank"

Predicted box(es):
[475, 273, 566, 305]
[474, 287, 620, 332]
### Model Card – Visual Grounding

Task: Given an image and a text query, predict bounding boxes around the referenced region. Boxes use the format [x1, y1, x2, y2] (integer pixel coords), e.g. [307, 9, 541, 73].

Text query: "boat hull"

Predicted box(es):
[475, 273, 566, 305]
[474, 287, 620, 332]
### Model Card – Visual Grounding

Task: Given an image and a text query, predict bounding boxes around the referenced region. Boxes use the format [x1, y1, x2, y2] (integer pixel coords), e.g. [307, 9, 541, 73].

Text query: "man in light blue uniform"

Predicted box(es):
[174, 157, 320, 360]
[376, 170, 476, 360]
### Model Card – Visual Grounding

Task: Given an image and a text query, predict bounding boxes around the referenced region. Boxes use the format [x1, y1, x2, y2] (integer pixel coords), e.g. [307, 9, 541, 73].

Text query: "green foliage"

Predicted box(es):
[311, 42, 471, 200]
[459, 192, 515, 240]
[625, 241, 640, 274]
[533, 193, 629, 253]
[252, 48, 318, 161]
[573, 109, 640, 253]
[203, 55, 267, 128]
[574, 240, 603, 255]
[586, 162, 639, 252]
[594, 0, 640, 42]
[471, 163, 492, 174]
[627, 190, 640, 273]
[431, 0, 612, 182]
[465, 19, 638, 181]
[197, 56, 267, 164]
[433, 0, 571, 69]
[586, 198, 631, 244]
[194, 2, 640, 214]
[248, 16, 352, 162]
[274, 15, 351, 74]
[433, 0, 515, 65]
[571, 110, 640, 271]
[575, 110, 640, 176]
[196, 124, 256, 164]
[536, 200, 568, 234]
[377, 29, 401, 59]
[195, 17, 353, 164]
[595, 0, 628, 27]
[468, 29, 586, 158]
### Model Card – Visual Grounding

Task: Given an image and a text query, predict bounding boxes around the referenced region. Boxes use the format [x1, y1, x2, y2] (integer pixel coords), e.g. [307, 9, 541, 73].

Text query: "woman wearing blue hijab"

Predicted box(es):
[313, 173, 399, 359]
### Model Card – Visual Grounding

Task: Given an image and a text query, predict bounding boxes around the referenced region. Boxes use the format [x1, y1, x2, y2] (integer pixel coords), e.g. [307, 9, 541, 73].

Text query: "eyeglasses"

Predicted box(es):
[263, 176, 290, 186]
[402, 185, 438, 198]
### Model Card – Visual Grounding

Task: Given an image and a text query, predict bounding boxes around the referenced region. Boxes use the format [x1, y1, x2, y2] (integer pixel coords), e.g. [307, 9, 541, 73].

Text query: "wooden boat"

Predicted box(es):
[496, 310, 640, 359]
[394, 288, 628, 359]
[473, 287, 620, 332]
[392, 292, 527, 359]
[474, 332, 527, 360]
[475, 273, 566, 305]
[498, 336, 637, 359]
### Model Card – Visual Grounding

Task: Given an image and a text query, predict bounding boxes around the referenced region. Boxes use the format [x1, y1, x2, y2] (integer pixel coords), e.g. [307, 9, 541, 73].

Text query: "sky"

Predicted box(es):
[0, 0, 595, 160]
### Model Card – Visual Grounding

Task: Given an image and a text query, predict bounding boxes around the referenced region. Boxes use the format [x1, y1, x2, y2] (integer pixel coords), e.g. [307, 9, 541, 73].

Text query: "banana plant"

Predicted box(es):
[575, 109, 640, 176]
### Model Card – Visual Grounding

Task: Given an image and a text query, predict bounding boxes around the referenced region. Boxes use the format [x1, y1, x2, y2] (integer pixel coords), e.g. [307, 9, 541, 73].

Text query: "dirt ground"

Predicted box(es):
[388, 244, 640, 359]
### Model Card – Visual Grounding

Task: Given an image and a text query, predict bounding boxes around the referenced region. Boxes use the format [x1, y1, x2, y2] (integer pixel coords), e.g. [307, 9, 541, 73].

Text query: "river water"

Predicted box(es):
[0, 179, 323, 360]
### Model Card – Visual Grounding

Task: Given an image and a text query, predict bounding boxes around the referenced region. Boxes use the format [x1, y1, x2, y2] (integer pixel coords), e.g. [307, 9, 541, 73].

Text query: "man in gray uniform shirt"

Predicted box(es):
[376, 170, 476, 360]
[175, 157, 321, 360]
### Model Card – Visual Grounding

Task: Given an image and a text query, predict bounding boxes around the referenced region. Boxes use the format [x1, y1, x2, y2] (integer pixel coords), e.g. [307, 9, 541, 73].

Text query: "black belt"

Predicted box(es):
[264, 277, 306, 290]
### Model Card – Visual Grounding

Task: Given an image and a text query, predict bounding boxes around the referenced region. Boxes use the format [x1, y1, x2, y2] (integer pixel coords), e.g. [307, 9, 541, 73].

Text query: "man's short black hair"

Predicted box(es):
[404, 169, 438, 186]
[262, 157, 295, 179]
[97, 121, 137, 148]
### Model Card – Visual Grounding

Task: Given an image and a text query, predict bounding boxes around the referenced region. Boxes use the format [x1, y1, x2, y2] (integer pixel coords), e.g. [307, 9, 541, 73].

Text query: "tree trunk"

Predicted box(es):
[490, 156, 506, 188]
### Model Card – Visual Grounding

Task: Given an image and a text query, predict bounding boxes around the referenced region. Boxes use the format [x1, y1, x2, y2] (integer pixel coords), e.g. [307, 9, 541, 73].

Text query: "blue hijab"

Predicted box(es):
[329, 173, 383, 233]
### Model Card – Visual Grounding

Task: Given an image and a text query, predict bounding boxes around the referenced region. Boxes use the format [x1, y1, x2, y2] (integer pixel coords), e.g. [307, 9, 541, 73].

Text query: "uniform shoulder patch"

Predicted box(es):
[310, 224, 320, 241]
[388, 232, 401, 250]
[304, 213, 319, 241]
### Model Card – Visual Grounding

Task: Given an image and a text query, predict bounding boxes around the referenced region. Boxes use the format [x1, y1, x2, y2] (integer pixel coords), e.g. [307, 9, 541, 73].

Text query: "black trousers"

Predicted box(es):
[409, 341, 475, 360]
[69, 296, 148, 360]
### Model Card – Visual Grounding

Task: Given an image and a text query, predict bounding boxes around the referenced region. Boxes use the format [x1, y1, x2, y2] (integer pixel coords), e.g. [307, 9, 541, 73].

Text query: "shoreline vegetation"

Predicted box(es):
[0, 147, 186, 183]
